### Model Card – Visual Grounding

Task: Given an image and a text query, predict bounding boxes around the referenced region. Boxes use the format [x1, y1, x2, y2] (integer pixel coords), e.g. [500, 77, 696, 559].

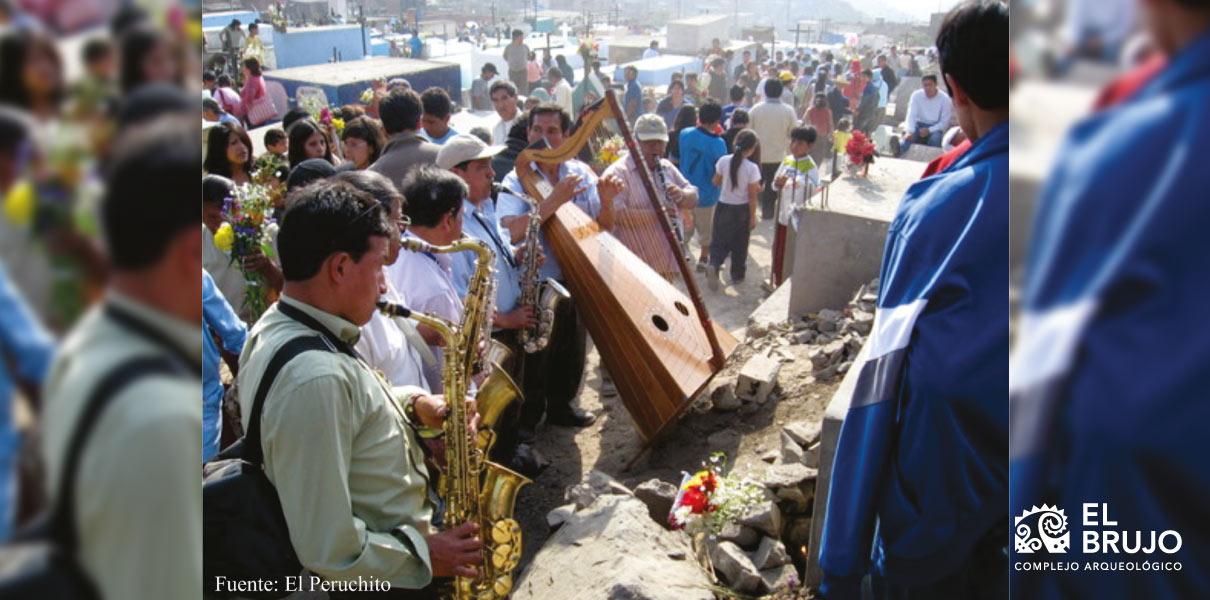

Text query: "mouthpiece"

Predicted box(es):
[376, 300, 411, 318]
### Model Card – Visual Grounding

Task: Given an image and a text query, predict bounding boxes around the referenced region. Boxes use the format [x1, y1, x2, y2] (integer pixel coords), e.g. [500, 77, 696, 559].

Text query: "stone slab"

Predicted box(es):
[806, 342, 869, 589]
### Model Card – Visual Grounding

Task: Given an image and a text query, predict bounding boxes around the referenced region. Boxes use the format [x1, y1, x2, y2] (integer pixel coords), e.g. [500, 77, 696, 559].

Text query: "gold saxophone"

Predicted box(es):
[377, 236, 530, 600]
[514, 189, 570, 354]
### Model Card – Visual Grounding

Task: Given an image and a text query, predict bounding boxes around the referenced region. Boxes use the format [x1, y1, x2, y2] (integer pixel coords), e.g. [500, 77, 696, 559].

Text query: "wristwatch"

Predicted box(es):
[403, 393, 446, 439]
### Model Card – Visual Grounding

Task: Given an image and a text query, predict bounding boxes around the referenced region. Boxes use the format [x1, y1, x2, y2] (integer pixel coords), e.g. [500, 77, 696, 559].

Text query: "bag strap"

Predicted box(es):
[277, 301, 360, 359]
[52, 356, 180, 551]
[242, 335, 334, 466]
[104, 303, 203, 376]
[243, 301, 361, 465]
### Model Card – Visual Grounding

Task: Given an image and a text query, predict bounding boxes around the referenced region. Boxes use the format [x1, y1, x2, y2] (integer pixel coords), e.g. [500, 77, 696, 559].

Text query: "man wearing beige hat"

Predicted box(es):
[440, 134, 543, 475]
[601, 114, 698, 280]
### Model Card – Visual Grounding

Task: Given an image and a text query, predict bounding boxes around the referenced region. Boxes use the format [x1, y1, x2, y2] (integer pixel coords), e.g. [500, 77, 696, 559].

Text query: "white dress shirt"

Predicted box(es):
[385, 230, 464, 392]
[355, 277, 433, 391]
[492, 114, 519, 145]
[550, 79, 574, 116]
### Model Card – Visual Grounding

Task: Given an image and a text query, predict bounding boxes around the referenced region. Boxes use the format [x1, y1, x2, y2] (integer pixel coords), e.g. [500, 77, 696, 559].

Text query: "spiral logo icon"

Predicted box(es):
[1015, 504, 1071, 554]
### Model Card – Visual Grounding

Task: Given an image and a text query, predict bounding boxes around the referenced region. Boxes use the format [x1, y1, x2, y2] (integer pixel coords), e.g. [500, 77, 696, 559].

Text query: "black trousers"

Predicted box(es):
[709, 203, 751, 281]
[869, 521, 1008, 600]
[517, 286, 586, 432]
[758, 162, 780, 220]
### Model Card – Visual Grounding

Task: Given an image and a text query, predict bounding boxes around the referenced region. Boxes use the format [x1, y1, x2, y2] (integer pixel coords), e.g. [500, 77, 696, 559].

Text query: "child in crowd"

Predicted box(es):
[706, 129, 762, 290]
[832, 117, 853, 157]
[769, 126, 821, 287]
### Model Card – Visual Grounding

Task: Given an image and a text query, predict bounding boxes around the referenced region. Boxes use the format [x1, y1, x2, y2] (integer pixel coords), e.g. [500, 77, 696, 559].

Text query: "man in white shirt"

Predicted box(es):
[547, 67, 575, 116]
[386, 166, 469, 392]
[489, 80, 521, 145]
[899, 74, 953, 154]
[334, 170, 433, 392]
[643, 40, 661, 60]
[748, 78, 798, 220]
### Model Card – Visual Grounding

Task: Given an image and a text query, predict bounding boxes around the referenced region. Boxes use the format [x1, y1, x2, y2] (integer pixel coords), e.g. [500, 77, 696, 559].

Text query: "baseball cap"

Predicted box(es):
[779, 70, 794, 82]
[633, 114, 669, 142]
[436, 134, 504, 170]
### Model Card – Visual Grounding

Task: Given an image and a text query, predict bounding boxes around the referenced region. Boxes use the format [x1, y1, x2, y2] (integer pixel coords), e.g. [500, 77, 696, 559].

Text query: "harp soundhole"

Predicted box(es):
[674, 301, 690, 316]
[651, 315, 670, 332]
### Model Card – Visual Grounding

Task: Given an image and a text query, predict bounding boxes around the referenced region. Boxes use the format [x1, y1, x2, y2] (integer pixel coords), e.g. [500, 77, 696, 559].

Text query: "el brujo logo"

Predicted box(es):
[1015, 504, 1071, 554]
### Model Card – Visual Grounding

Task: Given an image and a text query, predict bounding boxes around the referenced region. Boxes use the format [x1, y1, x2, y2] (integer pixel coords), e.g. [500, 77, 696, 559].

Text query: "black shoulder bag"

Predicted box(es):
[0, 356, 180, 599]
[203, 302, 358, 598]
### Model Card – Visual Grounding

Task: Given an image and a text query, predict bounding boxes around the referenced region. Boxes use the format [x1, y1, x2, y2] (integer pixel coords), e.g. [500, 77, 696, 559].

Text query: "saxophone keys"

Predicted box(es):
[492, 574, 513, 596]
[491, 543, 514, 567]
[490, 518, 519, 543]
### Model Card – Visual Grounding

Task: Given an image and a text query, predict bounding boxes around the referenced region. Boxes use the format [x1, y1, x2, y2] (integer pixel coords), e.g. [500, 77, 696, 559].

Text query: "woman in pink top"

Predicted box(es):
[239, 57, 275, 127]
[526, 51, 542, 89]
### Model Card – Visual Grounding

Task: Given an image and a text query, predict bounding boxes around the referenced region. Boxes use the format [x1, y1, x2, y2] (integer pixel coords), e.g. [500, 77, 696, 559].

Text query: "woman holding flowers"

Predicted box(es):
[201, 174, 282, 323]
[203, 122, 254, 185]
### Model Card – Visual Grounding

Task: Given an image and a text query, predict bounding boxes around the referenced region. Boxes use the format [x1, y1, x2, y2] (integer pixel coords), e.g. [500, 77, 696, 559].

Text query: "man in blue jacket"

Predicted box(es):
[819, 2, 1008, 597]
[1011, 0, 1210, 597]
[678, 99, 728, 270]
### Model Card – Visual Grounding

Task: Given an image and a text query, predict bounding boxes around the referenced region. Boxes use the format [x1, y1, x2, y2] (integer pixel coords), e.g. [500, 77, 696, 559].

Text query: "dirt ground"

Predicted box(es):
[513, 215, 839, 571]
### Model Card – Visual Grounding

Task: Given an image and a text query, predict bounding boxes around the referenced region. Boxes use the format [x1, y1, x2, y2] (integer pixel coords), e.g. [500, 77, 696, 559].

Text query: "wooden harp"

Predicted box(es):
[515, 91, 738, 443]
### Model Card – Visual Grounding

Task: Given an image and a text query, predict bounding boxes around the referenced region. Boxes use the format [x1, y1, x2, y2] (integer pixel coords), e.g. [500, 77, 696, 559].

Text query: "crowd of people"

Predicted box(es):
[0, 3, 204, 598]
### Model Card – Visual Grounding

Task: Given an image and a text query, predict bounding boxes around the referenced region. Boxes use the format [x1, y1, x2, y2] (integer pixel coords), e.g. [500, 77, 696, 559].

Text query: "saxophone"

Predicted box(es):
[514, 189, 570, 354]
[377, 236, 530, 600]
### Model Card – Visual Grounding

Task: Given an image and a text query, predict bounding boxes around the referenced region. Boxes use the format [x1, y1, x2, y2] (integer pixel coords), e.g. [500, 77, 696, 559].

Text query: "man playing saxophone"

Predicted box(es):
[440, 135, 548, 476]
[238, 179, 482, 597]
[496, 103, 625, 443]
[386, 166, 479, 394]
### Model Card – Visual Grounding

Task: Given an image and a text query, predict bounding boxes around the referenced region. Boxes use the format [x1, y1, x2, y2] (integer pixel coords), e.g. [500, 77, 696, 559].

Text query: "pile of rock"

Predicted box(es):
[693, 419, 821, 596]
[624, 419, 820, 598]
[705, 278, 879, 414]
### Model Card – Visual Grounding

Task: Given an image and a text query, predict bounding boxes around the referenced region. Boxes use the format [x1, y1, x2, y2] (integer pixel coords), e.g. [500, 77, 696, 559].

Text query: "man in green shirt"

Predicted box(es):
[238, 178, 483, 595]
[41, 117, 202, 599]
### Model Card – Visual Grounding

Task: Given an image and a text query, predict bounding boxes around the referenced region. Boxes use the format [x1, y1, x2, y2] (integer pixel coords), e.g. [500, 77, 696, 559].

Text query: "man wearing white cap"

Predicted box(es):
[438, 135, 535, 333]
[600, 114, 698, 280]
[440, 134, 543, 475]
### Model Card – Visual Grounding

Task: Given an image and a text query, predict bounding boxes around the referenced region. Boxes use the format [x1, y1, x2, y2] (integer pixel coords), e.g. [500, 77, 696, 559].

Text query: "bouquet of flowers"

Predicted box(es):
[214, 183, 279, 319]
[2, 122, 100, 327]
[252, 153, 289, 208]
[845, 130, 877, 167]
[299, 93, 328, 123]
[668, 453, 766, 535]
[319, 106, 346, 135]
[593, 135, 627, 171]
[360, 87, 376, 104]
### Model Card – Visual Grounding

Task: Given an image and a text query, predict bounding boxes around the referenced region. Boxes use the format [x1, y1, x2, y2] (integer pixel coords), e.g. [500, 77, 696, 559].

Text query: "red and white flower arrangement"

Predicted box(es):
[668, 453, 766, 534]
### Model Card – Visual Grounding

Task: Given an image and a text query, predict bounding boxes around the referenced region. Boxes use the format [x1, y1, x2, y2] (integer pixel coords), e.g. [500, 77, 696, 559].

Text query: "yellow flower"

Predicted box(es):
[2, 179, 35, 227]
[214, 222, 235, 252]
[332, 118, 346, 134]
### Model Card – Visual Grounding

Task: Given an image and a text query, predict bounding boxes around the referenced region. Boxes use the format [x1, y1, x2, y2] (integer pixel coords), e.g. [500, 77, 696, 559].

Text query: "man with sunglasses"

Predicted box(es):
[332, 170, 434, 393]
[385, 166, 471, 395]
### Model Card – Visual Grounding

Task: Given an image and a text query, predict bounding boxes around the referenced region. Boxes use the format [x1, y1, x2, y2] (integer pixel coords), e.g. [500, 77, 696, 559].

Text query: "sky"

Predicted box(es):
[852, 0, 966, 22]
